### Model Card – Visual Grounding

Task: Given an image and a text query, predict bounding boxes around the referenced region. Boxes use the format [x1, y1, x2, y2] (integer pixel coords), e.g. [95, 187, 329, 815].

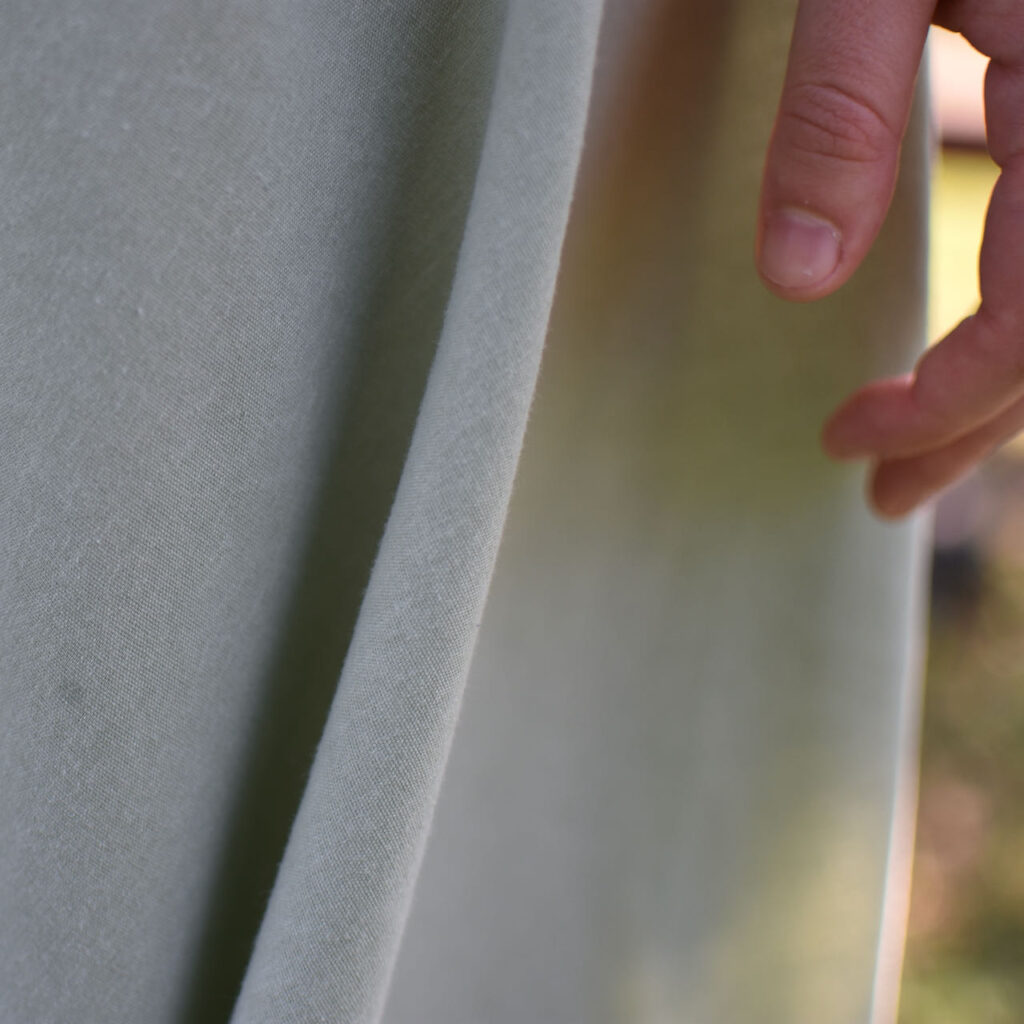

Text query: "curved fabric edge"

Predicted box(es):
[869, 510, 932, 1024]
[228, 3, 606, 1022]
[869, 68, 934, 1024]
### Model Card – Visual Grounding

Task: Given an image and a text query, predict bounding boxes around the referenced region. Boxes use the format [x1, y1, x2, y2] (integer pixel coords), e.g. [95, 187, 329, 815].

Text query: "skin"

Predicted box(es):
[757, 0, 1024, 520]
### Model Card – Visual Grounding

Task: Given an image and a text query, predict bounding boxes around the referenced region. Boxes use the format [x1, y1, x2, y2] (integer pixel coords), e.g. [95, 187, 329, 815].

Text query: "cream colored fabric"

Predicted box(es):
[386, 3, 931, 1022]
[0, 1, 928, 1022]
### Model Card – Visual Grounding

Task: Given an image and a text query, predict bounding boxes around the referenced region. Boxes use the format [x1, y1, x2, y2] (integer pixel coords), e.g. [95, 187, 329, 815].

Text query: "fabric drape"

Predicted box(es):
[0, 1, 930, 1022]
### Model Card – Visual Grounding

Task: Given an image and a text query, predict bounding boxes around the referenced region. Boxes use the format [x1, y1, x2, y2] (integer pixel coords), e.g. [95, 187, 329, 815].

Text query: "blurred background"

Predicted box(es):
[898, 27, 1024, 1024]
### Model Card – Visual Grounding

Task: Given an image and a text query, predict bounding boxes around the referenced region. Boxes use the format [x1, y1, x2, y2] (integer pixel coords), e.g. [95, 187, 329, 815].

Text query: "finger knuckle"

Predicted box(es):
[778, 80, 897, 167]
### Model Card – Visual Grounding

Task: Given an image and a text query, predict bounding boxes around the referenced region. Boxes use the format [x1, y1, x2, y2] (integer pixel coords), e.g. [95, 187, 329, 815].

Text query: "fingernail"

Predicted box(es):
[760, 208, 841, 290]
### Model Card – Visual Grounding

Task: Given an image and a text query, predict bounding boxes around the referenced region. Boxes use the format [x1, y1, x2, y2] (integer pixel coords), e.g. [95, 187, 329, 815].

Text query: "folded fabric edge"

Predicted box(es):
[228, 2, 608, 1022]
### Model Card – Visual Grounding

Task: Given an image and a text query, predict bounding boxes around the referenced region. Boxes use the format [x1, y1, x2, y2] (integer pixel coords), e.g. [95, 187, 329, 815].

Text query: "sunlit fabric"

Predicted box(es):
[0, 1, 929, 1022]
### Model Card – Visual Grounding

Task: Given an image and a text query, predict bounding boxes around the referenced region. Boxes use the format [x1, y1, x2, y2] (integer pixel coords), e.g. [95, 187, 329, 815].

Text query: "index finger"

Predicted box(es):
[757, 0, 934, 299]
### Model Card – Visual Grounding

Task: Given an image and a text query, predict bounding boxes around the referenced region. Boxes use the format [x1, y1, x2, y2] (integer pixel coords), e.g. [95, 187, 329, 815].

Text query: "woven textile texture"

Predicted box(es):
[0, 1, 929, 1022]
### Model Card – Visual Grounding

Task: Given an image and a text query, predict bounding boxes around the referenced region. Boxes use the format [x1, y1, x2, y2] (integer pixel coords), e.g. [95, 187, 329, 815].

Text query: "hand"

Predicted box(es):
[757, 0, 1024, 520]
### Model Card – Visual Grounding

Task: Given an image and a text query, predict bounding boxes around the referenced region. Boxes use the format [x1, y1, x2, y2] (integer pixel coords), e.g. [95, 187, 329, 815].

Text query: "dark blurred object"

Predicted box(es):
[901, 457, 1024, 1023]
[930, 474, 989, 621]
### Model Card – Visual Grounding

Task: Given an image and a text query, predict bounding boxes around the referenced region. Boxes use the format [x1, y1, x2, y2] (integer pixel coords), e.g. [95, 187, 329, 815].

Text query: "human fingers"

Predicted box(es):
[867, 389, 1024, 519]
[756, 0, 934, 299]
[823, 60, 1024, 461]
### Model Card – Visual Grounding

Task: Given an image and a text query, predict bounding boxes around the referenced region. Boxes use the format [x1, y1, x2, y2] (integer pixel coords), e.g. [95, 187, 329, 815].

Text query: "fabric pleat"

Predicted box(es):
[229, 3, 606, 1021]
[0, 2, 604, 1022]
[0, 1, 930, 1022]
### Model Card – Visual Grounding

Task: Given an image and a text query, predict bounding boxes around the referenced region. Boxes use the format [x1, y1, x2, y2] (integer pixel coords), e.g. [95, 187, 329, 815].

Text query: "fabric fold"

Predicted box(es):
[228, 4, 606, 1021]
[0, 1, 933, 1022]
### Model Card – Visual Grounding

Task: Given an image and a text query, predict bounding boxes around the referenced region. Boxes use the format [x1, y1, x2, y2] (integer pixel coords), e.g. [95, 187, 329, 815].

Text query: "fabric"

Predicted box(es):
[0, 1, 929, 1023]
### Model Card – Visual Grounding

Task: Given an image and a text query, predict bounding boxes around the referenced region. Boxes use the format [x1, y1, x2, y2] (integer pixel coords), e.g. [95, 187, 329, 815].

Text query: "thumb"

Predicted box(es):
[756, 0, 933, 299]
